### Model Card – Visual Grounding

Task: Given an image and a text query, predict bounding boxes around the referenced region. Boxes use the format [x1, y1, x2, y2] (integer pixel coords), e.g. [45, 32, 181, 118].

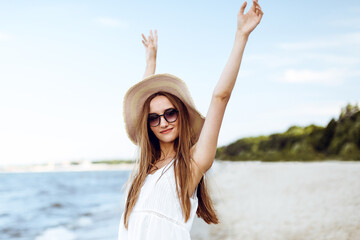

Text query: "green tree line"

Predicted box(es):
[216, 103, 360, 161]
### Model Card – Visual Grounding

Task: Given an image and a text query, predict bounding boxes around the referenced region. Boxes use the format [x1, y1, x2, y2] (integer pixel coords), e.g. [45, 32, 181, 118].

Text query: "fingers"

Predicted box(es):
[256, 7, 263, 17]
[141, 33, 148, 47]
[252, 0, 261, 11]
[253, 1, 260, 8]
[249, 0, 256, 11]
[239, 1, 247, 16]
[149, 30, 154, 42]
[154, 29, 158, 44]
[252, 0, 263, 17]
[141, 29, 158, 48]
[142, 33, 147, 42]
[239, 0, 262, 16]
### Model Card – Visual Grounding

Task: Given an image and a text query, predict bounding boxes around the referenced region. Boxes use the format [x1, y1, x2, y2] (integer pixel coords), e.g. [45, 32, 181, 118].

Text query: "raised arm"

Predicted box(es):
[142, 29, 158, 78]
[190, 0, 263, 190]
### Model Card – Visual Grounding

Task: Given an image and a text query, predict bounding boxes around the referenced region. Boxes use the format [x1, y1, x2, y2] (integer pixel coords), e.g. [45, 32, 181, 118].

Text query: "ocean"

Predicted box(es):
[0, 170, 131, 240]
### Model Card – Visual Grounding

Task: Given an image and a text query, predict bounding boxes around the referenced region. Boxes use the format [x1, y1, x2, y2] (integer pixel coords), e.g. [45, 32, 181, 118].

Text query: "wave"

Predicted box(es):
[35, 226, 76, 240]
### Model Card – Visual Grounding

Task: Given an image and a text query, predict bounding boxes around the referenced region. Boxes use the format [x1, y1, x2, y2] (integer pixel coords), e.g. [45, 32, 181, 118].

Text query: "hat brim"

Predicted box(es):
[123, 73, 205, 145]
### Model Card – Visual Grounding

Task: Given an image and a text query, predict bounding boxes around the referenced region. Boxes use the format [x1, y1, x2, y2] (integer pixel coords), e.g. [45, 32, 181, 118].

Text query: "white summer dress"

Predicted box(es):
[118, 158, 198, 240]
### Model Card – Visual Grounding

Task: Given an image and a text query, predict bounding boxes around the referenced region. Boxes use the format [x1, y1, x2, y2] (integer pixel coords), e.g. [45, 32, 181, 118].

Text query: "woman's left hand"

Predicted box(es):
[237, 0, 263, 36]
[142, 29, 158, 64]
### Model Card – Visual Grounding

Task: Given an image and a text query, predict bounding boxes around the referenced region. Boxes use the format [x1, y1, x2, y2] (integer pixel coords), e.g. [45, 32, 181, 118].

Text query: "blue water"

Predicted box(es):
[0, 170, 130, 240]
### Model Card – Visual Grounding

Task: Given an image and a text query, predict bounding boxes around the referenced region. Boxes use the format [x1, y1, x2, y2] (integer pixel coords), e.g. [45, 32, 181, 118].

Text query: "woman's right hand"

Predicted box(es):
[237, 0, 263, 37]
[142, 29, 158, 64]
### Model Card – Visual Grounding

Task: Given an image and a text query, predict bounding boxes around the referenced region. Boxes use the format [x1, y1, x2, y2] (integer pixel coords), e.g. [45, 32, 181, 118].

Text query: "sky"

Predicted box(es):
[0, 0, 359, 166]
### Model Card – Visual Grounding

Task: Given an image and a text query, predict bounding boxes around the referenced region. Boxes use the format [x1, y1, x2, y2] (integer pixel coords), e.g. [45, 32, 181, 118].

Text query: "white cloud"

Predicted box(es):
[247, 52, 360, 68]
[94, 17, 129, 28]
[279, 40, 337, 50]
[289, 103, 342, 117]
[278, 32, 360, 50]
[260, 101, 345, 119]
[276, 69, 347, 86]
[0, 32, 13, 41]
[301, 53, 360, 65]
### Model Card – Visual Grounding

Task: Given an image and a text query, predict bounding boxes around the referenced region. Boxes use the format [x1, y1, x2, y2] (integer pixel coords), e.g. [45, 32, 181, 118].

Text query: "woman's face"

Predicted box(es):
[148, 95, 179, 144]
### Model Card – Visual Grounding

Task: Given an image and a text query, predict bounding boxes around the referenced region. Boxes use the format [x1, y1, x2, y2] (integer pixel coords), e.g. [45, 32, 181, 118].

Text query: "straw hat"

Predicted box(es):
[123, 73, 205, 145]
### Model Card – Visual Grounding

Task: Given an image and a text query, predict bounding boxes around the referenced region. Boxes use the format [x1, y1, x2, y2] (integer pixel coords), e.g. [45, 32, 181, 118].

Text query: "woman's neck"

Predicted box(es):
[159, 141, 176, 161]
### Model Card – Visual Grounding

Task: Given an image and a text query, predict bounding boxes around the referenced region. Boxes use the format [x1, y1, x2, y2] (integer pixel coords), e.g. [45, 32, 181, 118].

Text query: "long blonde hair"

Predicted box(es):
[123, 91, 219, 229]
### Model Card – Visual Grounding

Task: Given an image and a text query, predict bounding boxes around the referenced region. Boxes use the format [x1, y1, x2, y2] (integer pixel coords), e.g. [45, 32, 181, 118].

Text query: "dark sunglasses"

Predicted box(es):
[148, 108, 179, 127]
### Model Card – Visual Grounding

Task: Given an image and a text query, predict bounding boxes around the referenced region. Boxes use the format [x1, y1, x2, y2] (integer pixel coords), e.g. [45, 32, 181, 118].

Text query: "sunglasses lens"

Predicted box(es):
[164, 109, 178, 123]
[148, 115, 160, 127]
[148, 108, 178, 127]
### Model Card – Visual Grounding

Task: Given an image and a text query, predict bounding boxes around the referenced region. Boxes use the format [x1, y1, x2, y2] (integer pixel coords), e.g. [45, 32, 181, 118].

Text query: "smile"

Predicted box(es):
[160, 128, 173, 134]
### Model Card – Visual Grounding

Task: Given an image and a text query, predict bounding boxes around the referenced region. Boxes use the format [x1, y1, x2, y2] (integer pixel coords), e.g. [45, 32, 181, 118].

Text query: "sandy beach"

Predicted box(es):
[190, 160, 360, 240]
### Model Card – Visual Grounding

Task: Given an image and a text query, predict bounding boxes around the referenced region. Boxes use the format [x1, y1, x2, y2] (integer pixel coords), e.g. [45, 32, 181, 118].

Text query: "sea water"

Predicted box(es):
[0, 170, 130, 240]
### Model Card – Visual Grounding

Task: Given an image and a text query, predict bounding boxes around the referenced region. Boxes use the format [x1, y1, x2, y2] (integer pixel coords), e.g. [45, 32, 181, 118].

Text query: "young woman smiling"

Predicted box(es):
[118, 1, 263, 239]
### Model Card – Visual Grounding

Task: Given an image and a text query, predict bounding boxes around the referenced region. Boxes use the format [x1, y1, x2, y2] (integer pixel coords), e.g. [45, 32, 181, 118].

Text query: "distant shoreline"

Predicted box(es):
[1, 159, 358, 174]
[0, 162, 135, 173]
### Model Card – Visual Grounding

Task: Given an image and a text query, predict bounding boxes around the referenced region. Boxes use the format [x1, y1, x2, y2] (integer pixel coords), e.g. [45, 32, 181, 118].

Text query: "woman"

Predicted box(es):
[118, 1, 263, 239]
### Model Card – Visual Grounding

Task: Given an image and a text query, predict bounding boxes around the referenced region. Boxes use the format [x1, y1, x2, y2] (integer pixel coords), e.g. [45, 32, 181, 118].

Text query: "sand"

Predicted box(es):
[190, 160, 360, 240]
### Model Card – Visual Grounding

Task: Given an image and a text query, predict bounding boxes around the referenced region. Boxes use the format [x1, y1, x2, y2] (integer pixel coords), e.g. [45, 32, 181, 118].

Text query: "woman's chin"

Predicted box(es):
[159, 138, 175, 144]
[158, 134, 178, 144]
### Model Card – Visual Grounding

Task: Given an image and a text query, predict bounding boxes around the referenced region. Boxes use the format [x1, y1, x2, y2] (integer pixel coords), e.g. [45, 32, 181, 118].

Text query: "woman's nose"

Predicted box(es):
[159, 116, 168, 127]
